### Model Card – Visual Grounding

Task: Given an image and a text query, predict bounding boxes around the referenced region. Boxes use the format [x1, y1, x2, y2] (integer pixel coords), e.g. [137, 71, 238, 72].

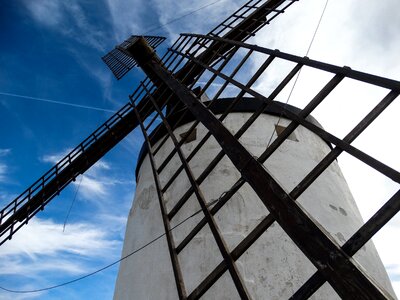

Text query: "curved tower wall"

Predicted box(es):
[114, 111, 395, 299]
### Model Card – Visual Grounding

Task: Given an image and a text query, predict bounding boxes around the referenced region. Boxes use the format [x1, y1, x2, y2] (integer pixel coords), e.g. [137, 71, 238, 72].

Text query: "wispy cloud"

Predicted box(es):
[21, 0, 116, 106]
[41, 149, 110, 173]
[41, 149, 72, 165]
[119, 129, 144, 157]
[23, 0, 63, 27]
[0, 217, 120, 299]
[0, 164, 7, 183]
[41, 149, 133, 202]
[0, 149, 16, 203]
[78, 175, 108, 199]
[0, 144, 135, 297]
[372, 218, 400, 297]
[150, 0, 238, 41]
[0, 149, 11, 157]
[0, 218, 118, 260]
[0, 92, 115, 113]
[0, 149, 11, 183]
[0, 188, 17, 205]
[75, 171, 133, 202]
[104, 0, 144, 42]
[23, 0, 108, 52]
[67, 48, 115, 104]
[104, 0, 240, 43]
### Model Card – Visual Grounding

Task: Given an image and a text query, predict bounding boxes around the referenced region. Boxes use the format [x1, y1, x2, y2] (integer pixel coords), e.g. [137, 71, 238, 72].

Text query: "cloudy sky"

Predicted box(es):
[0, 0, 399, 299]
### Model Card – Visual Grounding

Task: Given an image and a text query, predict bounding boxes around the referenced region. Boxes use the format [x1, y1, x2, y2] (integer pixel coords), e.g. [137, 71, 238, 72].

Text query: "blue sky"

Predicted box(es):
[0, 0, 399, 299]
[0, 1, 240, 299]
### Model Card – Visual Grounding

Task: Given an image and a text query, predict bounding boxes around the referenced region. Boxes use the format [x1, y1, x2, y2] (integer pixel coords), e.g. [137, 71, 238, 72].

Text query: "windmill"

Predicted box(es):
[0, 0, 399, 299]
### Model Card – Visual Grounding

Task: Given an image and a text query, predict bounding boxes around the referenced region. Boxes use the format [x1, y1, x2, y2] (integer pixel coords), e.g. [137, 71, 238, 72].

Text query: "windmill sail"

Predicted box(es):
[114, 34, 399, 299]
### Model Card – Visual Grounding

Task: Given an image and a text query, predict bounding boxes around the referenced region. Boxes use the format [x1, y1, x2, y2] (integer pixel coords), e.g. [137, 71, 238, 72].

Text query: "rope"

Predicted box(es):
[144, 0, 227, 34]
[0, 188, 230, 294]
[63, 175, 83, 232]
[266, 0, 330, 148]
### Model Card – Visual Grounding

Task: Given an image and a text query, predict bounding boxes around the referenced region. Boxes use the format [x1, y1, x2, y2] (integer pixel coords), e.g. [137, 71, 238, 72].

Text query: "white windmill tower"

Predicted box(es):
[0, 1, 398, 299]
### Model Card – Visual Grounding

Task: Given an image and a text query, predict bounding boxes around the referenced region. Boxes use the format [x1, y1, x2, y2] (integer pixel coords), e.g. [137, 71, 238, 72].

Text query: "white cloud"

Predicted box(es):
[119, 128, 144, 156]
[0, 256, 86, 276]
[23, 0, 63, 27]
[105, 0, 144, 42]
[41, 149, 132, 202]
[23, 0, 116, 102]
[0, 149, 11, 157]
[65, 2, 107, 52]
[0, 218, 118, 259]
[72, 161, 129, 202]
[0, 164, 7, 183]
[0, 189, 17, 204]
[77, 175, 107, 199]
[0, 217, 120, 298]
[150, 0, 238, 41]
[73, 173, 134, 202]
[372, 218, 400, 297]
[345, 0, 400, 79]
[41, 149, 72, 165]
[104, 0, 241, 43]
[67, 49, 114, 104]
[0, 288, 45, 300]
[0, 144, 134, 296]
[0, 149, 11, 183]
[41, 149, 110, 173]
[23, 0, 107, 51]
[0, 218, 122, 300]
